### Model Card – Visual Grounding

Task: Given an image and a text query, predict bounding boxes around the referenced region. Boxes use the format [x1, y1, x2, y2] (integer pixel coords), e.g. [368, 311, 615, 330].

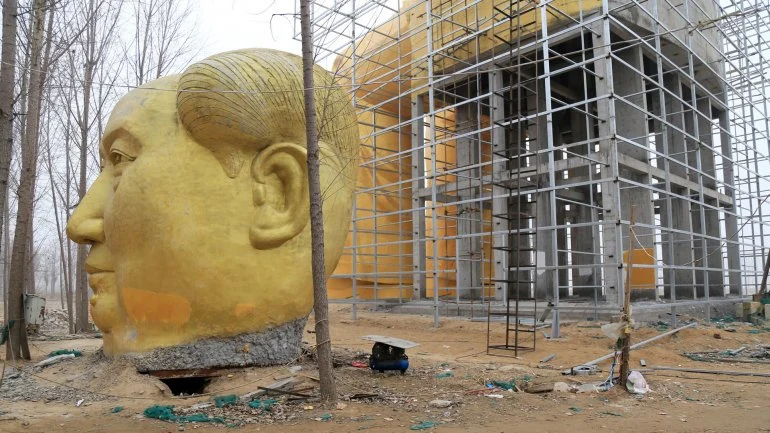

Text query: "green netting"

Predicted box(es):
[0, 320, 15, 345]
[143, 405, 225, 424]
[48, 349, 83, 357]
[248, 398, 278, 411]
[410, 421, 440, 430]
[214, 394, 238, 408]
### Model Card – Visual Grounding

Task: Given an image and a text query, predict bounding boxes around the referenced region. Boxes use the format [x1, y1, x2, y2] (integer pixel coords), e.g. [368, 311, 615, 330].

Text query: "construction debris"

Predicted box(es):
[650, 366, 770, 378]
[540, 354, 556, 363]
[428, 399, 453, 408]
[566, 322, 698, 374]
[684, 344, 770, 364]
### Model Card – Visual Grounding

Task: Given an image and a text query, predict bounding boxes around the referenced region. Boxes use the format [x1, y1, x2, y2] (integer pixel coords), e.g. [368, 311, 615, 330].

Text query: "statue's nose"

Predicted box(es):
[67, 175, 108, 245]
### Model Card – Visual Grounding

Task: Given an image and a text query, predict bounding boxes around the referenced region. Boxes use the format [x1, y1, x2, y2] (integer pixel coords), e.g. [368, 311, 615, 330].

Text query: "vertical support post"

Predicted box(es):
[489, 70, 508, 302]
[592, 12, 624, 309]
[613, 44, 654, 300]
[539, 2, 560, 338]
[425, 0, 440, 327]
[411, 96, 427, 300]
[719, 110, 741, 295]
[456, 103, 482, 300]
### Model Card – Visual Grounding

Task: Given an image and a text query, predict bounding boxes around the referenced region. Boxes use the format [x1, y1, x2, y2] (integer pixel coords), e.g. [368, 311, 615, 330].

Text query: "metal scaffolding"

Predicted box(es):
[295, 0, 770, 336]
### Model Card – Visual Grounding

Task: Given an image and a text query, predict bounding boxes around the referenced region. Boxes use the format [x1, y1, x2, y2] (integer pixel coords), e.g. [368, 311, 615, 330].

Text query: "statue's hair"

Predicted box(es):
[176, 48, 358, 179]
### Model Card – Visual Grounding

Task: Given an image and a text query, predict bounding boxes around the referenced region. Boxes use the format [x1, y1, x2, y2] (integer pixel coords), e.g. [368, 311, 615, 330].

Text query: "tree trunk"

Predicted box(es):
[46, 130, 69, 313]
[64, 113, 74, 333]
[0, 0, 17, 328]
[24, 230, 34, 294]
[75, 0, 97, 333]
[300, 0, 336, 403]
[6, 0, 46, 361]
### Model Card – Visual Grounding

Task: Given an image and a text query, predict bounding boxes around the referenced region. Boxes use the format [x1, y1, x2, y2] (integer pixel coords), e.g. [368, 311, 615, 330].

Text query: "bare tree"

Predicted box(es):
[68, 0, 123, 332]
[300, 0, 337, 403]
[6, 0, 48, 360]
[126, 0, 196, 86]
[0, 0, 18, 327]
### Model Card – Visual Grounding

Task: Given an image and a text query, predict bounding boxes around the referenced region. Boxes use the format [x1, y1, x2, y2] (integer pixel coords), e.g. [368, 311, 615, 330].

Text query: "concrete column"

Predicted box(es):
[659, 74, 695, 299]
[411, 96, 427, 300]
[566, 83, 598, 298]
[489, 71, 509, 302]
[592, 19, 623, 306]
[613, 45, 655, 301]
[719, 109, 742, 295]
[693, 96, 724, 297]
[528, 80, 554, 300]
[455, 102, 482, 300]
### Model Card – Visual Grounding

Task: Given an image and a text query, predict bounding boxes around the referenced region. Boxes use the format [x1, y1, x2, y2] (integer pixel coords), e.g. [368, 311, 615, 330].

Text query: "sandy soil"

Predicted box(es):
[2, 301, 770, 433]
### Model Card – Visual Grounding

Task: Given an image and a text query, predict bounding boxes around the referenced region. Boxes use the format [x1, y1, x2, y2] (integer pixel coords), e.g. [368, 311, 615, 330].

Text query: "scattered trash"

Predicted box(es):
[351, 361, 368, 368]
[335, 402, 347, 410]
[190, 403, 213, 410]
[315, 413, 332, 422]
[110, 406, 123, 413]
[428, 399, 453, 408]
[565, 322, 697, 375]
[552, 382, 571, 392]
[569, 407, 582, 413]
[303, 405, 314, 410]
[435, 371, 453, 379]
[540, 354, 556, 363]
[214, 394, 238, 408]
[601, 412, 622, 417]
[684, 345, 770, 364]
[639, 359, 647, 367]
[485, 394, 504, 399]
[576, 383, 602, 393]
[35, 354, 76, 369]
[76, 399, 84, 407]
[602, 322, 626, 341]
[288, 366, 302, 373]
[410, 420, 440, 430]
[626, 371, 650, 394]
[569, 365, 598, 376]
[248, 399, 277, 411]
[523, 382, 553, 393]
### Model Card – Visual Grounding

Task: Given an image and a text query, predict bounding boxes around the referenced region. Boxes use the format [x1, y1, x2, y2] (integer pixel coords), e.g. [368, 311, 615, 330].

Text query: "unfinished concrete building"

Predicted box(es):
[298, 0, 770, 340]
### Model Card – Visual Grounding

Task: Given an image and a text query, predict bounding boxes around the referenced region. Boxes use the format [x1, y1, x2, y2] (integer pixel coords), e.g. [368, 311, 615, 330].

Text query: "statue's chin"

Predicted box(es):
[90, 294, 120, 334]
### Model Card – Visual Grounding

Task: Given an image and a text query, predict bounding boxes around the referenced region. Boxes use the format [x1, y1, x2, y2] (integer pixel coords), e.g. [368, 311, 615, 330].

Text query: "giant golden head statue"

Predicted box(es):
[66, 49, 358, 369]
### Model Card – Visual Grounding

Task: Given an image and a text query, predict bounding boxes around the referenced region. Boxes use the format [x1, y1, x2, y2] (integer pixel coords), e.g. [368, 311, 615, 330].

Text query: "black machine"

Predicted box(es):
[369, 342, 409, 373]
[362, 335, 419, 374]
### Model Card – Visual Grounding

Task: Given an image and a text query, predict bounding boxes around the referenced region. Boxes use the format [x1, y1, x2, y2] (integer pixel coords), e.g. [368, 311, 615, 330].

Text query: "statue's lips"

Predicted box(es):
[85, 244, 114, 274]
[85, 263, 113, 274]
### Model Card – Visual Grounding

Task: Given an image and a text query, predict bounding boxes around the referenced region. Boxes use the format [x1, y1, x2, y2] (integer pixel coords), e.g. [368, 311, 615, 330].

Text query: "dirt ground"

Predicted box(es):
[2, 300, 770, 433]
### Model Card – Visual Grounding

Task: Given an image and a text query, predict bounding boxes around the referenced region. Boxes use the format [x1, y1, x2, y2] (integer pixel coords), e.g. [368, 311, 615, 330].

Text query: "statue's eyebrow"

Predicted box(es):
[101, 127, 140, 158]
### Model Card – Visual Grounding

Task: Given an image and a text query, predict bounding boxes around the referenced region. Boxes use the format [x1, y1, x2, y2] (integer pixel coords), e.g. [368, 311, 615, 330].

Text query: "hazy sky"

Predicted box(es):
[197, 1, 302, 58]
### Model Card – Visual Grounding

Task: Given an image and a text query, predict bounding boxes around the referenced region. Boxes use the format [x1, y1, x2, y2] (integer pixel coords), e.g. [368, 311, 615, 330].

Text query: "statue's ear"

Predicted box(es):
[249, 143, 309, 249]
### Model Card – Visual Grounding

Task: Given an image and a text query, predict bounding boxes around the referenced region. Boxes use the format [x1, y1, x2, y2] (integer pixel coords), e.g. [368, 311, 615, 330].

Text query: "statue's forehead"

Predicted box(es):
[110, 76, 179, 119]
[102, 76, 181, 149]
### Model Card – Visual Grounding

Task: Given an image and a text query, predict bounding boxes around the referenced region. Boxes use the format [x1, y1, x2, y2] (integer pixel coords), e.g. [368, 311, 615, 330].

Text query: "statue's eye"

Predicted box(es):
[110, 149, 134, 167]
